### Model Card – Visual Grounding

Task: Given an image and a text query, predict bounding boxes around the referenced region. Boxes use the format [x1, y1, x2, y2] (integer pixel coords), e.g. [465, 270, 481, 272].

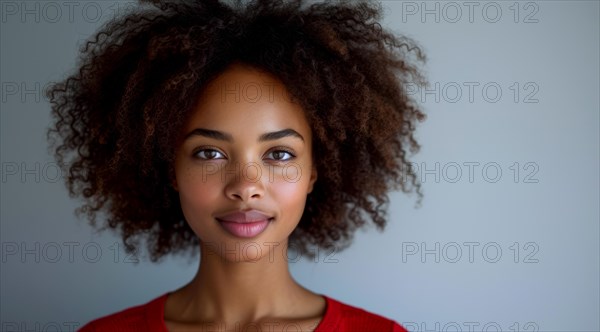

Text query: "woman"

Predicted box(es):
[46, 0, 427, 330]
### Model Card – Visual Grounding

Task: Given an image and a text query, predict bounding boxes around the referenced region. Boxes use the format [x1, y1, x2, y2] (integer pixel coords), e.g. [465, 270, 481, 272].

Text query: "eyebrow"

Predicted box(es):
[184, 128, 304, 142]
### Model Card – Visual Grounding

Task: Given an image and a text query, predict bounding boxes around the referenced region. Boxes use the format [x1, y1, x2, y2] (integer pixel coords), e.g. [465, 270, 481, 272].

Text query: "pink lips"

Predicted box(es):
[216, 210, 273, 238]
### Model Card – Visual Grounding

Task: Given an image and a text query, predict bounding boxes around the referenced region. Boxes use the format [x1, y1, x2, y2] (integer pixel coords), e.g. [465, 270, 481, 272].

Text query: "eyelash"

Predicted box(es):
[192, 147, 296, 162]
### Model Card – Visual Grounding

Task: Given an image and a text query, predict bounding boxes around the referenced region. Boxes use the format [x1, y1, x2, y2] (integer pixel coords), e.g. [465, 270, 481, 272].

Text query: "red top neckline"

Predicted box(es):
[78, 291, 407, 331]
[145, 292, 340, 331]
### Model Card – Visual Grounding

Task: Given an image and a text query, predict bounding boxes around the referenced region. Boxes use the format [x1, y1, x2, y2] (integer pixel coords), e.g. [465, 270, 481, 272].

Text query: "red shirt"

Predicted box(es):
[78, 292, 408, 331]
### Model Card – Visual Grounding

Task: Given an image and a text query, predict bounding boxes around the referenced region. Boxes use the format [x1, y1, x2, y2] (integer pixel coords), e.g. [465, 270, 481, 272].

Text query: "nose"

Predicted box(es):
[223, 162, 265, 201]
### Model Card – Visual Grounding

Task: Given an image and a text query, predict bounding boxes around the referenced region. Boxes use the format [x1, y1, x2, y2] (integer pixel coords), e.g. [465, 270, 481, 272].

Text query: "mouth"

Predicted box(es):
[215, 209, 274, 238]
[215, 209, 273, 223]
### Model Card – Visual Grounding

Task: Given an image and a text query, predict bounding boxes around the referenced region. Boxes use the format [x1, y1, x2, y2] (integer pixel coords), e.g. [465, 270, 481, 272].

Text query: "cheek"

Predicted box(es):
[176, 167, 222, 226]
[270, 181, 307, 204]
[269, 166, 311, 218]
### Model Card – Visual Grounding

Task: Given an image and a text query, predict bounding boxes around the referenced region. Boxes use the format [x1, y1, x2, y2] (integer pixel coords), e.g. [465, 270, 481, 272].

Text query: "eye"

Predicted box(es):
[266, 149, 295, 161]
[194, 148, 225, 160]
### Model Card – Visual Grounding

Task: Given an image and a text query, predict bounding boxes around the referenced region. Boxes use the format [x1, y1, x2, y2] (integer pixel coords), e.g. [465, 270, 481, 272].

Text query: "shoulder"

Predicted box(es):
[78, 293, 169, 332]
[316, 295, 409, 332]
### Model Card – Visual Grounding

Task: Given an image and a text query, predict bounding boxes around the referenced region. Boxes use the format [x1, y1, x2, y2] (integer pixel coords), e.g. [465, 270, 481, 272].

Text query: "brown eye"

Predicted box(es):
[194, 149, 224, 160]
[267, 150, 295, 161]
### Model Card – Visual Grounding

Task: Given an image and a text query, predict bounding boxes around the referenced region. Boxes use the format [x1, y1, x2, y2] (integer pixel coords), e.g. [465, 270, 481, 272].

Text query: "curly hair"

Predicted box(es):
[46, 0, 427, 263]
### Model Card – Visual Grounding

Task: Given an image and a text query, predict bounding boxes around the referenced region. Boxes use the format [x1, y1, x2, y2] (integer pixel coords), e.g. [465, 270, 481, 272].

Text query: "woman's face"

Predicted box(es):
[173, 63, 317, 261]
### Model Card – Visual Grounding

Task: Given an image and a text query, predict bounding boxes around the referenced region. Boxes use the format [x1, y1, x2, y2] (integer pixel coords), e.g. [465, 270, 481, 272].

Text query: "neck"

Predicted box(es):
[171, 240, 311, 325]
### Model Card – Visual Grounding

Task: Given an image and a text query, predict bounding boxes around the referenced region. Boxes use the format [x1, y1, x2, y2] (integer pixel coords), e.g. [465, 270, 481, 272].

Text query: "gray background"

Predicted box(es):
[1, 1, 598, 331]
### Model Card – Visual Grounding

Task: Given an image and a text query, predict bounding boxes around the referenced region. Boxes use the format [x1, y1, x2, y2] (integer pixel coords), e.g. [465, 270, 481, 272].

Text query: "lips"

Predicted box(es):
[215, 209, 274, 238]
[215, 210, 274, 223]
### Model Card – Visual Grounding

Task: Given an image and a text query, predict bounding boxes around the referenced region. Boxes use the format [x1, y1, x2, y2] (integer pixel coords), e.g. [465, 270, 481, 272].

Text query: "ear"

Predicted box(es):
[307, 164, 318, 194]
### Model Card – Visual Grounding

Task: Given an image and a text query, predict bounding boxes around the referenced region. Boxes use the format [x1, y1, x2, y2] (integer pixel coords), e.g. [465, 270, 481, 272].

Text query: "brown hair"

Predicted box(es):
[46, 0, 427, 263]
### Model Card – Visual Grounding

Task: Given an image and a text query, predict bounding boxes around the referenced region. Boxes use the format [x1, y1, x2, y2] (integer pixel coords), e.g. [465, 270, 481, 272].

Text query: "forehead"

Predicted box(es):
[183, 63, 311, 139]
